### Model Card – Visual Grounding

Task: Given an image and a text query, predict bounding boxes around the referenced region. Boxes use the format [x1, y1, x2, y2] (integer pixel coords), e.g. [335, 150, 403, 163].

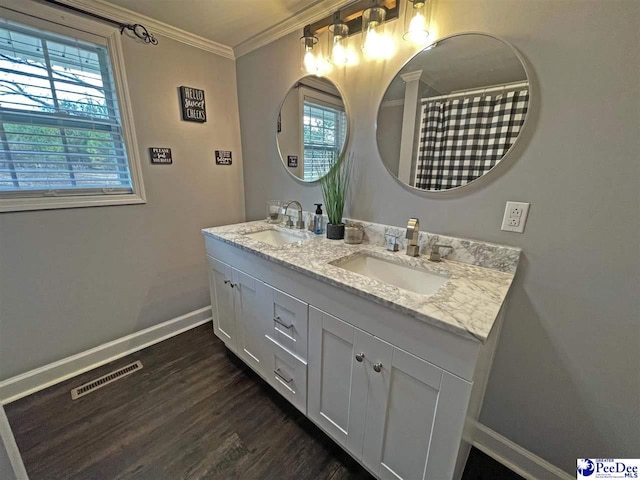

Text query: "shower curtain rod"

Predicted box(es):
[422, 81, 529, 102]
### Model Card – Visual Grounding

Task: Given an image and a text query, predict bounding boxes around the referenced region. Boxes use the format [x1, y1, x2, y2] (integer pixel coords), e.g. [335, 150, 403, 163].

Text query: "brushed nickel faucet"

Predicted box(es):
[281, 200, 305, 229]
[429, 244, 453, 262]
[405, 218, 420, 256]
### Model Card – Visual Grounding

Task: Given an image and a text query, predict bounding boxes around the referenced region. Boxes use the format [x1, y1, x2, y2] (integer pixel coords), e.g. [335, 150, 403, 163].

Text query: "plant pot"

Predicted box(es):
[326, 223, 345, 240]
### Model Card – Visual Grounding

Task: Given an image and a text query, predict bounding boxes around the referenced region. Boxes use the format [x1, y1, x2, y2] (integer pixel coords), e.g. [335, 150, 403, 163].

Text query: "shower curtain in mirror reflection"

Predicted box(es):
[414, 90, 529, 190]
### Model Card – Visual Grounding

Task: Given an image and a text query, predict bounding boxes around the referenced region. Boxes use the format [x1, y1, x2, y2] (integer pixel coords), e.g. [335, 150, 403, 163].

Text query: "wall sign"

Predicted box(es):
[215, 150, 232, 165]
[149, 147, 172, 164]
[179, 86, 206, 123]
[287, 155, 298, 168]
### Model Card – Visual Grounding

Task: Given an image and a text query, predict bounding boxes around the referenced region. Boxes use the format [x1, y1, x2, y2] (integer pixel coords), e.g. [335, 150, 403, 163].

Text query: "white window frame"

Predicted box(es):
[0, 0, 145, 213]
[298, 86, 346, 182]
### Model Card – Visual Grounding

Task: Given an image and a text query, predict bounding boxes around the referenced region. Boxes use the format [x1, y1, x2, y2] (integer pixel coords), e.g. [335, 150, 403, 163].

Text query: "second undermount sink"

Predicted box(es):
[243, 228, 308, 247]
[332, 253, 449, 296]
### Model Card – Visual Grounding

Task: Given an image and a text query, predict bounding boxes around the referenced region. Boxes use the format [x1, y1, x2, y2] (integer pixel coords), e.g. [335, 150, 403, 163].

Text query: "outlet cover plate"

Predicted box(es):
[501, 201, 530, 233]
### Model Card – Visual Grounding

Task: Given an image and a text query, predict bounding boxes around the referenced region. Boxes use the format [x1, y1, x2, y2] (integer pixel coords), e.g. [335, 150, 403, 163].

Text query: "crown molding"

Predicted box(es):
[41, 0, 235, 59]
[234, 0, 354, 58]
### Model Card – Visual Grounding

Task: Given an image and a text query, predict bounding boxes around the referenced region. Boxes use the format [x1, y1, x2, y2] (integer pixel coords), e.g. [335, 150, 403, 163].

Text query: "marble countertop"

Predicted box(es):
[202, 220, 520, 343]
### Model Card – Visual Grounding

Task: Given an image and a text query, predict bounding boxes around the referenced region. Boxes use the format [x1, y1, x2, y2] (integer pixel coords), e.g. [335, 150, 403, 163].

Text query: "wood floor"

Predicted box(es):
[5, 323, 522, 480]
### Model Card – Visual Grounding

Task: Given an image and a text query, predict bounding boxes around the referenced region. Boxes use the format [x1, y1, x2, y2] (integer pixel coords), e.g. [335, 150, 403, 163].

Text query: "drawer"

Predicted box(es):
[264, 336, 307, 414]
[262, 283, 309, 361]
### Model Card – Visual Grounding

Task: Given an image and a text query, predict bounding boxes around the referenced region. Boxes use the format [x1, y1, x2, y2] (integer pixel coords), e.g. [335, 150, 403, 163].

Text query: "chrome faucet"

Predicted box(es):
[405, 218, 420, 256]
[281, 200, 305, 229]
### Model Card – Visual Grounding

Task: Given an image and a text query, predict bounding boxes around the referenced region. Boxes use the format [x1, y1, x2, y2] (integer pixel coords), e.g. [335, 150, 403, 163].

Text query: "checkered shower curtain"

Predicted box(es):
[414, 90, 529, 190]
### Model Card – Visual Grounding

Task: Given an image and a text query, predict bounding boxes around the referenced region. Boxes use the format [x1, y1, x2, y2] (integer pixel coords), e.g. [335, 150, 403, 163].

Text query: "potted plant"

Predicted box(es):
[319, 152, 352, 240]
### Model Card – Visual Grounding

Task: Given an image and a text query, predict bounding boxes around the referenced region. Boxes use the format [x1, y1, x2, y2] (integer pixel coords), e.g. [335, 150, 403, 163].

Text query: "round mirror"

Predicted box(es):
[277, 76, 349, 182]
[376, 33, 530, 191]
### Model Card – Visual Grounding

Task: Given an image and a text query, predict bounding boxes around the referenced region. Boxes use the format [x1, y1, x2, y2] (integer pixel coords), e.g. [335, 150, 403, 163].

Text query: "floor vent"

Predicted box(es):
[71, 361, 143, 400]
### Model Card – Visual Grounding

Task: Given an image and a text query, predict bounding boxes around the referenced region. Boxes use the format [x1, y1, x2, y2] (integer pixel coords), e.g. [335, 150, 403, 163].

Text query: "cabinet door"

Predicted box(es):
[232, 269, 266, 377]
[362, 347, 472, 480]
[308, 307, 388, 459]
[208, 257, 237, 353]
[262, 284, 308, 360]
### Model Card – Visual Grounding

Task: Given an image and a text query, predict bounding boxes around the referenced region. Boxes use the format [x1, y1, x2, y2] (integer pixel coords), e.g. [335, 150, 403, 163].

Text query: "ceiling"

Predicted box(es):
[106, 0, 331, 49]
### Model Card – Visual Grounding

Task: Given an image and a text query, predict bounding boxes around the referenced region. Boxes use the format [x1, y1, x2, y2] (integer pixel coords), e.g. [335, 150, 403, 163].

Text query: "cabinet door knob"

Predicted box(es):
[223, 279, 230, 285]
[355, 353, 365, 362]
[373, 362, 383, 373]
[230, 282, 238, 288]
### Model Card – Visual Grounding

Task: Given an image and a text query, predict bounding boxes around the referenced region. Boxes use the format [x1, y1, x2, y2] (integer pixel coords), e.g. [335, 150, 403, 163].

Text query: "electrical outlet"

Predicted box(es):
[501, 201, 530, 233]
[509, 206, 523, 218]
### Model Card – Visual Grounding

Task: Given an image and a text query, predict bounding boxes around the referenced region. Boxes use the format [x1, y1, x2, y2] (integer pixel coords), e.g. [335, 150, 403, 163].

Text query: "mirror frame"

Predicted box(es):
[375, 31, 533, 194]
[276, 75, 351, 184]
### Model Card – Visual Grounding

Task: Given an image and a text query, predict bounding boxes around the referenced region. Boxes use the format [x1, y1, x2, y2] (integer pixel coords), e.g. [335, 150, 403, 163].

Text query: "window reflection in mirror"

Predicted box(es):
[377, 33, 530, 192]
[277, 76, 348, 182]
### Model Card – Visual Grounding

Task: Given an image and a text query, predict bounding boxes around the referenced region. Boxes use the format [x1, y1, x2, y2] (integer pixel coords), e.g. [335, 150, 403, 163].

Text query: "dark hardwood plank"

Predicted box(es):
[5, 322, 521, 480]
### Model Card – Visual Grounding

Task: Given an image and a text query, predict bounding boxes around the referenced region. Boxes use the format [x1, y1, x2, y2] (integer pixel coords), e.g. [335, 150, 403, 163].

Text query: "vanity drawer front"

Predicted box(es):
[264, 336, 307, 414]
[262, 284, 309, 361]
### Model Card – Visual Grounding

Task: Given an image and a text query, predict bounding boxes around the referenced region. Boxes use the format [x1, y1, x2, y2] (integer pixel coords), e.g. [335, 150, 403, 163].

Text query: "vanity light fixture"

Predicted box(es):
[300, 25, 319, 74]
[361, 1, 394, 59]
[403, 0, 431, 44]
[328, 12, 349, 65]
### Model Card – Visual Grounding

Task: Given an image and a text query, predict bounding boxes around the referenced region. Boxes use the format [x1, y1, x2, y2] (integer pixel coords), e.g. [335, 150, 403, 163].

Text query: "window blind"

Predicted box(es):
[302, 100, 346, 181]
[0, 20, 133, 197]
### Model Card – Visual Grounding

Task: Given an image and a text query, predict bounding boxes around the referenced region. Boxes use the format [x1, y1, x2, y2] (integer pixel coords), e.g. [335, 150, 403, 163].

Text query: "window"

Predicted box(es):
[0, 8, 144, 212]
[302, 100, 347, 182]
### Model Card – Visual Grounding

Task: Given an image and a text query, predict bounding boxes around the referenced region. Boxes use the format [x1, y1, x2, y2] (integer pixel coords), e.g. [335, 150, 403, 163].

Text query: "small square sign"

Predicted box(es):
[287, 155, 298, 168]
[149, 147, 172, 164]
[179, 86, 206, 123]
[215, 150, 232, 165]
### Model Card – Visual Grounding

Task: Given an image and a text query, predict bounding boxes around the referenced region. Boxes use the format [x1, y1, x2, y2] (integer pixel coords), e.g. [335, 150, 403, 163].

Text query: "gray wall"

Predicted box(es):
[0, 32, 245, 380]
[237, 0, 640, 474]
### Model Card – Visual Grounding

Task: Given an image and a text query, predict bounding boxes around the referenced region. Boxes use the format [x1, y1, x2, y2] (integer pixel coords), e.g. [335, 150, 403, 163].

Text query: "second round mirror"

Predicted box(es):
[277, 76, 348, 182]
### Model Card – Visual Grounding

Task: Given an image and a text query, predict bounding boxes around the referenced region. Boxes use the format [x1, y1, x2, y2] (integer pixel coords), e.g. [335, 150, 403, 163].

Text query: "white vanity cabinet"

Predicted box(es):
[203, 234, 509, 480]
[207, 256, 267, 377]
[308, 306, 472, 480]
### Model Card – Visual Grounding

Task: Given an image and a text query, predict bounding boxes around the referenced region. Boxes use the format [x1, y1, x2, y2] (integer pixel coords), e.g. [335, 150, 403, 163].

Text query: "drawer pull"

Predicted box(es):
[274, 316, 293, 329]
[373, 362, 383, 373]
[274, 368, 293, 384]
[223, 279, 230, 285]
[355, 353, 365, 362]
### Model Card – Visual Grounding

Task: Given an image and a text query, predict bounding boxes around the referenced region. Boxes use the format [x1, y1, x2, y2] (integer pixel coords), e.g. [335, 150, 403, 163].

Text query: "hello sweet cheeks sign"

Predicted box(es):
[179, 86, 206, 123]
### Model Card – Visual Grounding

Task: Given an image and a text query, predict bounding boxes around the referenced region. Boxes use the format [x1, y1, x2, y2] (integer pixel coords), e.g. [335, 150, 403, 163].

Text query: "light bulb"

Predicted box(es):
[331, 42, 348, 65]
[406, 12, 429, 44]
[304, 50, 317, 73]
[363, 29, 394, 59]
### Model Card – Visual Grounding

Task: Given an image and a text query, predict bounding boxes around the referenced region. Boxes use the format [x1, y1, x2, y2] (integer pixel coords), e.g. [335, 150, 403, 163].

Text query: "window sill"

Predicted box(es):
[0, 193, 146, 213]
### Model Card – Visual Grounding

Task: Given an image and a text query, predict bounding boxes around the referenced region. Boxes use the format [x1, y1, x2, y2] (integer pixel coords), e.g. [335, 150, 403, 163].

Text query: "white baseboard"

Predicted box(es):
[0, 307, 212, 405]
[0, 406, 29, 479]
[468, 420, 573, 480]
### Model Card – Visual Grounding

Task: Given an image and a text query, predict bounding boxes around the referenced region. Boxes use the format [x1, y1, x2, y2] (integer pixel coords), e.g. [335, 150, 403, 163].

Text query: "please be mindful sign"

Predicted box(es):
[180, 86, 206, 123]
[578, 459, 639, 479]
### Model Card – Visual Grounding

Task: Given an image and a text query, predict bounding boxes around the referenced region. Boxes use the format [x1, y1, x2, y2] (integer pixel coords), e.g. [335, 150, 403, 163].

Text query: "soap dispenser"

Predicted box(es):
[313, 203, 324, 235]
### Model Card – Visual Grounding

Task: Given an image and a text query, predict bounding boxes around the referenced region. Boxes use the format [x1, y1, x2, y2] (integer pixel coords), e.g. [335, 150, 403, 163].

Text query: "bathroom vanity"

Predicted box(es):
[202, 220, 520, 480]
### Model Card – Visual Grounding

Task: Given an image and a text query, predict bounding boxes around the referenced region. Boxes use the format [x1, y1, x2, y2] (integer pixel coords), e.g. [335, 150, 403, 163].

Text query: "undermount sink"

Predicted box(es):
[332, 253, 449, 296]
[243, 228, 308, 247]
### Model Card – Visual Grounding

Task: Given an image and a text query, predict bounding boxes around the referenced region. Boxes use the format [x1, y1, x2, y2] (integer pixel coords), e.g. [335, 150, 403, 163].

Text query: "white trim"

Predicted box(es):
[0, 307, 212, 405]
[468, 420, 573, 480]
[0, 406, 29, 480]
[234, 0, 353, 58]
[381, 99, 405, 108]
[41, 0, 235, 59]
